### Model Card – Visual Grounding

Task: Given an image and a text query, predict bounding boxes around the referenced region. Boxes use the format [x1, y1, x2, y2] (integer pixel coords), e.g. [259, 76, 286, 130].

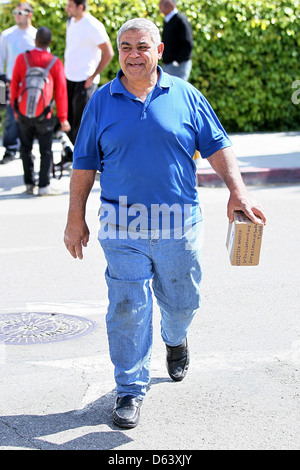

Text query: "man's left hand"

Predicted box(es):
[227, 189, 266, 225]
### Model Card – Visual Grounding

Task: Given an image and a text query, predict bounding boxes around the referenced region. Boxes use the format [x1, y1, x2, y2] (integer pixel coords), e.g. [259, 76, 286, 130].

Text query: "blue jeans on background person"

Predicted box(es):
[162, 60, 192, 81]
[2, 103, 19, 155]
[99, 221, 203, 400]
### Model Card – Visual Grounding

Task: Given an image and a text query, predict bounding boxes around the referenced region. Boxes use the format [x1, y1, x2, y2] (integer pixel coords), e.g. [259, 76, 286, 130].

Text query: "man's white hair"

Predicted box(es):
[117, 18, 161, 49]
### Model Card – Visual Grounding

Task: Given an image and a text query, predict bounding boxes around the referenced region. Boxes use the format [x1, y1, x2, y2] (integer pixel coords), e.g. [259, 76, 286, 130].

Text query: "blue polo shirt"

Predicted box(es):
[73, 66, 232, 229]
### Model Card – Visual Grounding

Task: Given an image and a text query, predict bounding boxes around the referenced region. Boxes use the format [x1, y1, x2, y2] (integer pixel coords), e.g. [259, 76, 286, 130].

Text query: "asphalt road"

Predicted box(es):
[0, 156, 299, 450]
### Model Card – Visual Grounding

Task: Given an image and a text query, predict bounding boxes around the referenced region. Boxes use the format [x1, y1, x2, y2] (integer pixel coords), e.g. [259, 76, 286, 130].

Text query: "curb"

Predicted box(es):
[197, 167, 300, 187]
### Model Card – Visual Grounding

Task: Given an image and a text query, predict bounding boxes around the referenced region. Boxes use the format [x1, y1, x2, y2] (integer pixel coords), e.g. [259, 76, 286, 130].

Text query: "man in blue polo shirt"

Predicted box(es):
[64, 18, 266, 429]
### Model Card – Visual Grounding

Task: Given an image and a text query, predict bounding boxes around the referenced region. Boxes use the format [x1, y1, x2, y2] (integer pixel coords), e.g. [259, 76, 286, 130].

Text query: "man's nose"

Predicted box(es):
[129, 48, 140, 57]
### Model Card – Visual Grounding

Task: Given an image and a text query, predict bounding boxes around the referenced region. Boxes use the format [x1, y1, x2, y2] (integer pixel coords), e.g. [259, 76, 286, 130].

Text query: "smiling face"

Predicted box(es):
[118, 29, 164, 86]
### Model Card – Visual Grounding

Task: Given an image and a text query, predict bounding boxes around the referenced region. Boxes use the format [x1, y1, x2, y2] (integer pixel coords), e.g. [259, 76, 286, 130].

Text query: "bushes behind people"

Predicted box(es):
[2, 0, 299, 132]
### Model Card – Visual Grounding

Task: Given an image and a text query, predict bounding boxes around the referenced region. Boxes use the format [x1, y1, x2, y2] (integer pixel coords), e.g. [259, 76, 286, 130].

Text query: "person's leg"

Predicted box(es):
[151, 222, 203, 347]
[66, 79, 74, 144]
[18, 117, 35, 186]
[177, 60, 192, 81]
[67, 80, 97, 145]
[162, 60, 192, 81]
[151, 223, 202, 381]
[1, 104, 19, 162]
[99, 233, 154, 400]
[36, 116, 54, 189]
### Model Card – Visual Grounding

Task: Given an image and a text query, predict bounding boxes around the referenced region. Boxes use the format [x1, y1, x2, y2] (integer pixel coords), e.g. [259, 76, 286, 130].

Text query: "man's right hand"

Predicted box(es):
[64, 218, 90, 260]
[64, 169, 97, 259]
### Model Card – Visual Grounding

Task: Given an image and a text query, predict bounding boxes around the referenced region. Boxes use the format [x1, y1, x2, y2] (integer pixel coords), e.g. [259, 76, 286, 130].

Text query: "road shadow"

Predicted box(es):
[0, 377, 170, 450]
[0, 390, 131, 450]
[0, 174, 23, 192]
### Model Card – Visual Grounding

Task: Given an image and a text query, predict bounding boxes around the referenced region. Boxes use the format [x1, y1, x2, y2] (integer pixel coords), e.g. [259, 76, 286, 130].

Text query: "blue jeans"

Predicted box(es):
[162, 60, 192, 81]
[99, 222, 203, 399]
[3, 104, 19, 153]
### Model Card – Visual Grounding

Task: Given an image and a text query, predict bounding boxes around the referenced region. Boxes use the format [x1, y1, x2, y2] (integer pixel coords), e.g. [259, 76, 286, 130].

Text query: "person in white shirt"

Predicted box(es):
[0, 2, 36, 164]
[64, 0, 114, 145]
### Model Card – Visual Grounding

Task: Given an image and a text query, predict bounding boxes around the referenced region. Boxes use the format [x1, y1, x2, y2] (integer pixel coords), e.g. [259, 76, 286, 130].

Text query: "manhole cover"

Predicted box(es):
[0, 312, 97, 345]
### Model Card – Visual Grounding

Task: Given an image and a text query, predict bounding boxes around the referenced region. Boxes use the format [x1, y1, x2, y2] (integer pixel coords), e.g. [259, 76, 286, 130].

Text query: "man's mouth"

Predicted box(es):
[127, 62, 144, 68]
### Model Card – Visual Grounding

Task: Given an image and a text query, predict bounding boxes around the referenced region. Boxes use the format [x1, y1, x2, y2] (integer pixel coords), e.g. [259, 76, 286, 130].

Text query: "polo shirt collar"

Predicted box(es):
[110, 65, 174, 96]
[157, 65, 175, 88]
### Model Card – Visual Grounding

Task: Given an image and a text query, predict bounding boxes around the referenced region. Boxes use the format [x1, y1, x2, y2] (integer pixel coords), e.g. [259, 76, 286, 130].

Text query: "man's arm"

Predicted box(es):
[64, 169, 97, 259]
[207, 147, 267, 224]
[85, 40, 114, 89]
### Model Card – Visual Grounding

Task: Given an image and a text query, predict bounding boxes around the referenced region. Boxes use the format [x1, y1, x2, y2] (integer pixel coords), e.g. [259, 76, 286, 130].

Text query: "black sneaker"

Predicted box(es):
[0, 152, 16, 164]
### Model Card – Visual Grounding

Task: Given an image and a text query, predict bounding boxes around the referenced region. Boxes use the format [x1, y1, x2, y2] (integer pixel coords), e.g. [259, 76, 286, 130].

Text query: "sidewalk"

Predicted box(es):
[1, 131, 300, 189]
[0, 138, 71, 196]
[196, 131, 300, 186]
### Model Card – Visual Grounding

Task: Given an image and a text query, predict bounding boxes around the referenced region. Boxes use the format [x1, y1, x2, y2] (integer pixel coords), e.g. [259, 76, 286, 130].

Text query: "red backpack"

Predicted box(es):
[16, 50, 57, 119]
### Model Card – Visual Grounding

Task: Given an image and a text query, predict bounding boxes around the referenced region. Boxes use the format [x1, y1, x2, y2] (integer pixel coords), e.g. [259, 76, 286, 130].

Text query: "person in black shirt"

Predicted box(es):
[159, 0, 193, 80]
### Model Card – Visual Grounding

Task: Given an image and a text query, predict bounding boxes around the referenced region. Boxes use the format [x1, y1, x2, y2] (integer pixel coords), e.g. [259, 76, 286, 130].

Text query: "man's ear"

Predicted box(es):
[157, 42, 164, 59]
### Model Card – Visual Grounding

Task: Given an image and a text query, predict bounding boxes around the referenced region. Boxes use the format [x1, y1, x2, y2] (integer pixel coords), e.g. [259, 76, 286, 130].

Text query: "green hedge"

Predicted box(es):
[1, 0, 300, 132]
